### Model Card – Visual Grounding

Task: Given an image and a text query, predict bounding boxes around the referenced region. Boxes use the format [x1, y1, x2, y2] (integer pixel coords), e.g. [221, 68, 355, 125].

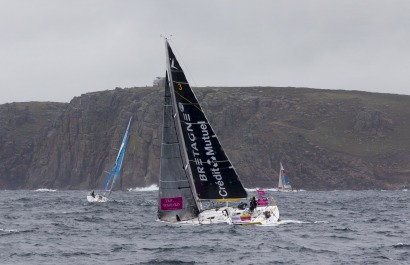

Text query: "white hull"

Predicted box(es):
[86, 194, 108, 203]
[231, 205, 280, 226]
[198, 207, 232, 224]
[158, 205, 280, 226]
[158, 207, 233, 225]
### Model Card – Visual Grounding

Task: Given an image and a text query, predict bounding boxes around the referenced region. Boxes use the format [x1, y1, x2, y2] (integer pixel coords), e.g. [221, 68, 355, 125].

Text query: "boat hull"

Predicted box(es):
[86, 194, 108, 203]
[198, 207, 232, 224]
[157, 205, 280, 226]
[231, 205, 280, 226]
[157, 207, 233, 225]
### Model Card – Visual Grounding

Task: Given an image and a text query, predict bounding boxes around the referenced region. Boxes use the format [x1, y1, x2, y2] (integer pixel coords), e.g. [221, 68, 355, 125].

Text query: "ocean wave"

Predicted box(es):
[393, 243, 410, 248]
[256, 219, 308, 227]
[245, 187, 278, 192]
[279, 219, 309, 224]
[245, 188, 305, 192]
[314, 220, 329, 224]
[34, 188, 57, 192]
[128, 184, 159, 192]
[0, 228, 19, 233]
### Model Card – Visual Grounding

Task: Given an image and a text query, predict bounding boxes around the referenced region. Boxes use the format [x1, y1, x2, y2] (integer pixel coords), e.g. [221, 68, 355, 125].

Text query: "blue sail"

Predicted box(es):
[103, 166, 117, 191]
[283, 175, 290, 186]
[102, 117, 132, 197]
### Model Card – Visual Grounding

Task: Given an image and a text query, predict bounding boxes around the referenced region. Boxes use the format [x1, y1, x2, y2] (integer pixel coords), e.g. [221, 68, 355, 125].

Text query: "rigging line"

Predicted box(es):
[174, 90, 203, 113]
[169, 39, 199, 88]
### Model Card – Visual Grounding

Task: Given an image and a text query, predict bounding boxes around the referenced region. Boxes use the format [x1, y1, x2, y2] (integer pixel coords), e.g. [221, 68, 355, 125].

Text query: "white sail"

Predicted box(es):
[278, 162, 284, 191]
[278, 162, 292, 192]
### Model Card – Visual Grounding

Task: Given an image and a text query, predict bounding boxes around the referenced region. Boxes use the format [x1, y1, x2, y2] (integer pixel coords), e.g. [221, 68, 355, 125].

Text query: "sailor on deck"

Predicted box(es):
[249, 196, 258, 211]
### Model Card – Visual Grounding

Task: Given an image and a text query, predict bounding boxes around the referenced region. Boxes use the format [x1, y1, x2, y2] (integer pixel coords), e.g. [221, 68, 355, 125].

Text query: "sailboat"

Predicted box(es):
[278, 162, 292, 192]
[157, 39, 279, 225]
[87, 117, 132, 202]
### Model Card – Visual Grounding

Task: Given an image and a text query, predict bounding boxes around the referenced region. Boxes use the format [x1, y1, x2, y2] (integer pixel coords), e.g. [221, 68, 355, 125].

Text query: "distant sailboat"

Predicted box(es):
[278, 162, 292, 192]
[87, 117, 132, 202]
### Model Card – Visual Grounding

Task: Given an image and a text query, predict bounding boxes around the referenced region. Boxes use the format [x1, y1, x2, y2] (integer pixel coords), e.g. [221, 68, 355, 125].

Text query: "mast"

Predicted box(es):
[164, 40, 203, 210]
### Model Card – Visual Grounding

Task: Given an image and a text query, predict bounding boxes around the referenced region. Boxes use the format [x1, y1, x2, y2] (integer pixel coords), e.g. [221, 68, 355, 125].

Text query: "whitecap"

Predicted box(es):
[245, 187, 278, 192]
[393, 242, 410, 248]
[0, 228, 19, 233]
[314, 220, 329, 224]
[128, 184, 159, 192]
[35, 188, 57, 192]
[279, 219, 309, 224]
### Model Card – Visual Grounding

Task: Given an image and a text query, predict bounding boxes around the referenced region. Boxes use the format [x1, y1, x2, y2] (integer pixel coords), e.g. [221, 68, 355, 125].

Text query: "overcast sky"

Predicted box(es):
[1, 0, 409, 104]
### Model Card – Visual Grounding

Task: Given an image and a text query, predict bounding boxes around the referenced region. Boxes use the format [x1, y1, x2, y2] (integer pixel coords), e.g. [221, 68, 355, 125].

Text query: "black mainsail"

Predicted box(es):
[158, 40, 247, 222]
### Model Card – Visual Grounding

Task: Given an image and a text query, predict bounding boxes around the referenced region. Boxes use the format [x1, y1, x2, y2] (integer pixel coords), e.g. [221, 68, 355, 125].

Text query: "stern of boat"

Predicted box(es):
[231, 205, 280, 225]
[87, 194, 108, 203]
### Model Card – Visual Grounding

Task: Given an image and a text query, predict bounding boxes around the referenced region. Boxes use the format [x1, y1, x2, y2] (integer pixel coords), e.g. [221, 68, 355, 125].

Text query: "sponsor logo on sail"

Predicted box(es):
[180, 107, 227, 198]
[160, 197, 183, 210]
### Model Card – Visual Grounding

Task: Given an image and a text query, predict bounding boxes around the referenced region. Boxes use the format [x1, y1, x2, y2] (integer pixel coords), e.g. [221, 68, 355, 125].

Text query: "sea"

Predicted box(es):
[0, 187, 409, 265]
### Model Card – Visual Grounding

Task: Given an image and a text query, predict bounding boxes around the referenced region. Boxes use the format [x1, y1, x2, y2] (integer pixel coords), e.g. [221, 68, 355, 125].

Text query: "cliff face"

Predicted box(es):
[1, 86, 409, 190]
[0, 102, 67, 188]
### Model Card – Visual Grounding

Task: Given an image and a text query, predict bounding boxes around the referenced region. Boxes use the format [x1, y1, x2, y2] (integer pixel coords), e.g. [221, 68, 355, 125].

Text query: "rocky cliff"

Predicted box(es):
[1, 86, 409, 190]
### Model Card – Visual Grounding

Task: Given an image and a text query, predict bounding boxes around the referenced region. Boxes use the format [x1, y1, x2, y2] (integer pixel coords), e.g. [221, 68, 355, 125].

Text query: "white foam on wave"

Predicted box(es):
[245, 188, 305, 193]
[261, 220, 327, 226]
[245, 188, 278, 192]
[128, 184, 159, 192]
[255, 220, 308, 227]
[314, 220, 329, 224]
[0, 228, 19, 233]
[279, 219, 308, 224]
[35, 188, 57, 192]
[393, 242, 410, 248]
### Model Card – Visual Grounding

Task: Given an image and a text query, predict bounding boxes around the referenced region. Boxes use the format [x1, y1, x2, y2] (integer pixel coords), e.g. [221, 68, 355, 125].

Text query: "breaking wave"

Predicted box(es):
[0, 228, 19, 233]
[245, 187, 278, 192]
[128, 184, 158, 192]
[35, 188, 57, 192]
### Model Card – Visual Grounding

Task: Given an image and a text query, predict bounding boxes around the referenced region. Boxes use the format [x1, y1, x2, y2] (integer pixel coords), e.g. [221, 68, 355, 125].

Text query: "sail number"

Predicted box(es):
[177, 83, 183, 90]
